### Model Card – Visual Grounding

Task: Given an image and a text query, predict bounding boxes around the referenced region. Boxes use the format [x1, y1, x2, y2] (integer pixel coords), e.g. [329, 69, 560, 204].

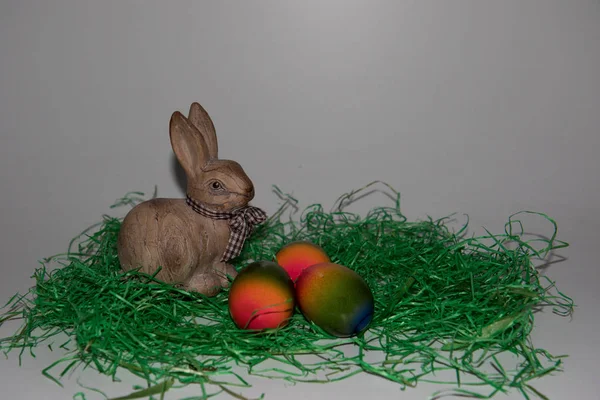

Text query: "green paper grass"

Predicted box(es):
[1, 181, 574, 400]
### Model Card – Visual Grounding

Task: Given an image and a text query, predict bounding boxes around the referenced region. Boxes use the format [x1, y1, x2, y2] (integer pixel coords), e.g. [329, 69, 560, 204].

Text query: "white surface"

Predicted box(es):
[1, 1, 599, 399]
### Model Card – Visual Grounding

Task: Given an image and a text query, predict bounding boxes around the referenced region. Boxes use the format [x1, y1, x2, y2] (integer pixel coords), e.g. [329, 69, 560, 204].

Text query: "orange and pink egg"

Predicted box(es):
[275, 241, 330, 282]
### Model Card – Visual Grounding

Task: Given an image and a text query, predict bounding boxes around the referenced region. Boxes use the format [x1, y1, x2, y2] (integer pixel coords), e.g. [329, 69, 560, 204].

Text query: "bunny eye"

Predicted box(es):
[210, 181, 224, 191]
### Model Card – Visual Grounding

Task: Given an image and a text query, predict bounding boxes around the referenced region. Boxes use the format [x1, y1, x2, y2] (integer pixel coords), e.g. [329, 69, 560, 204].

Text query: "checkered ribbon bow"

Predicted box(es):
[186, 195, 267, 262]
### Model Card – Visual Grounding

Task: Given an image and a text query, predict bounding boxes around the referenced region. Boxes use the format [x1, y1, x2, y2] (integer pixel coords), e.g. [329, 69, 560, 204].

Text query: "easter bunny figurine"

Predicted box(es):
[117, 102, 267, 296]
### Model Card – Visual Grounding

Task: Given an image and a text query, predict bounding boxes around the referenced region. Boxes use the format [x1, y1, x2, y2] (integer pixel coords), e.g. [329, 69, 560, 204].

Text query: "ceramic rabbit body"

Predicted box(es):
[117, 102, 262, 296]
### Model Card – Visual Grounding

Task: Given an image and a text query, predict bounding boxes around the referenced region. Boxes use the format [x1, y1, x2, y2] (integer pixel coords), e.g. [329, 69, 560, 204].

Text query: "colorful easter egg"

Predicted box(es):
[295, 262, 374, 337]
[228, 261, 295, 330]
[275, 241, 330, 282]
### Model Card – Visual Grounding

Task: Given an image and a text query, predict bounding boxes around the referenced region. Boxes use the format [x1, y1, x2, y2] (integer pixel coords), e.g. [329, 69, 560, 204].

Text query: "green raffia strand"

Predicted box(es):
[0, 181, 574, 400]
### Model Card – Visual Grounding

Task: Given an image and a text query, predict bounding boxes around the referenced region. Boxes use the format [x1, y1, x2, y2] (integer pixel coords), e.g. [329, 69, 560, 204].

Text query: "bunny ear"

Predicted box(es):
[188, 102, 218, 159]
[169, 111, 211, 179]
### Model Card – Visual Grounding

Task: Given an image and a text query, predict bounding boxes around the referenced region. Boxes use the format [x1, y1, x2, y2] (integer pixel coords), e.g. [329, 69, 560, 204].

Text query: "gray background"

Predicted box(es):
[1, 1, 599, 399]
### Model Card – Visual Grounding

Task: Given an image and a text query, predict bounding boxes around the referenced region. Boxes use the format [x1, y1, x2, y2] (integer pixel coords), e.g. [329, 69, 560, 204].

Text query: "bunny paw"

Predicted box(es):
[183, 273, 223, 297]
[214, 262, 238, 287]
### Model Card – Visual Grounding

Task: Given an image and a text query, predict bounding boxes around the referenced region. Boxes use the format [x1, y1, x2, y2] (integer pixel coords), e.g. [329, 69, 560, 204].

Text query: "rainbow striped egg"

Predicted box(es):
[295, 262, 374, 337]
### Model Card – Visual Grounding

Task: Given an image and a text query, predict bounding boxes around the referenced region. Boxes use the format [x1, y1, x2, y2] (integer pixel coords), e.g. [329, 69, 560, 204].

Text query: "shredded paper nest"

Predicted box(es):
[0, 182, 574, 400]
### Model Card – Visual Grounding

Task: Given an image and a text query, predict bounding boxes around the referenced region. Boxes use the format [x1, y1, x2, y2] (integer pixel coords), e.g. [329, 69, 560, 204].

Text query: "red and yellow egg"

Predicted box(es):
[228, 261, 295, 330]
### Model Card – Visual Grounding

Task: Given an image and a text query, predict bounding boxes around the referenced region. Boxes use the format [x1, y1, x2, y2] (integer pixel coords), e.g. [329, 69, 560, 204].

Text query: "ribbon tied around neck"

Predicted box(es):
[186, 195, 268, 262]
